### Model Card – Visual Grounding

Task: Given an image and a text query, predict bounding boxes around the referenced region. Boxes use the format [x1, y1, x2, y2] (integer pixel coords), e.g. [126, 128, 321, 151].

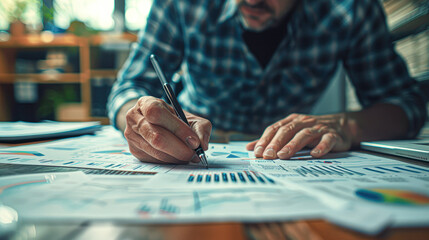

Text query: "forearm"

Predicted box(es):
[346, 103, 409, 147]
[116, 99, 139, 132]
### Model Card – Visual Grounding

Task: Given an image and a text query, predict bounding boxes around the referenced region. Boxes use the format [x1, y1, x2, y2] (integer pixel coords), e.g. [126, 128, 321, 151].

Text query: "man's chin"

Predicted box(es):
[239, 15, 276, 32]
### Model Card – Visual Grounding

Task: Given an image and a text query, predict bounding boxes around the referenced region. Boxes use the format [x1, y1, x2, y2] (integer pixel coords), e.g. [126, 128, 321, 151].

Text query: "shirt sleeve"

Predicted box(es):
[107, 0, 184, 129]
[343, 0, 427, 138]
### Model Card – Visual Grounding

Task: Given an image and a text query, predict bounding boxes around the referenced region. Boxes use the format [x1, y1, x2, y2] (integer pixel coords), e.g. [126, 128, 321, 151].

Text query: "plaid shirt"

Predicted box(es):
[107, 0, 427, 136]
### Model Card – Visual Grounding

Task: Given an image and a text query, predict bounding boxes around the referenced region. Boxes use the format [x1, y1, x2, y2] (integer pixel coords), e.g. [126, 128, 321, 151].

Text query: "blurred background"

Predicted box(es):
[0, 0, 154, 124]
[0, 0, 427, 125]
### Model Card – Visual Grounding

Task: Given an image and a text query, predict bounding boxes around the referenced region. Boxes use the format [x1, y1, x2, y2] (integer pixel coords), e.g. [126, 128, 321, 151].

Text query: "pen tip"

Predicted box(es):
[199, 153, 208, 169]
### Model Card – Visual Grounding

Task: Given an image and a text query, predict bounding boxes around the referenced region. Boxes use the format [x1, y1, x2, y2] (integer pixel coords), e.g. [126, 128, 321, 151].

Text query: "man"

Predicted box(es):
[107, 0, 427, 164]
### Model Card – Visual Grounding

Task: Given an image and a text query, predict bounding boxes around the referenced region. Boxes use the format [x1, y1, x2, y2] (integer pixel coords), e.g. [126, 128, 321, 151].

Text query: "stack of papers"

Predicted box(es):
[0, 121, 101, 142]
[0, 126, 429, 235]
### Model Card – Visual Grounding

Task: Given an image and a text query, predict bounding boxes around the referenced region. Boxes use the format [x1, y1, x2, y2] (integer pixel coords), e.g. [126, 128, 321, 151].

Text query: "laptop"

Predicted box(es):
[361, 139, 429, 162]
[361, 123, 429, 162]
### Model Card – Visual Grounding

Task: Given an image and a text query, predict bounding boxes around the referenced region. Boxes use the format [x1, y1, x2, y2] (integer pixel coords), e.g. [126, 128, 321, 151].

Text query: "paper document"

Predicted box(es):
[0, 128, 256, 173]
[0, 121, 101, 142]
[0, 172, 327, 223]
[0, 127, 176, 173]
[1, 127, 429, 234]
[252, 152, 429, 231]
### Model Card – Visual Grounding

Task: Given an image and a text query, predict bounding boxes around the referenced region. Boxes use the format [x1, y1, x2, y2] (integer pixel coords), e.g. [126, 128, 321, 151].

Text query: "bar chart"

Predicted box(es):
[293, 165, 365, 177]
[186, 171, 276, 185]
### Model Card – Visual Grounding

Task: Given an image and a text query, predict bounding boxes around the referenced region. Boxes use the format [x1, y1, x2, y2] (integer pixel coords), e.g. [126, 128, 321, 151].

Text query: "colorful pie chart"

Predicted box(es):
[355, 188, 429, 205]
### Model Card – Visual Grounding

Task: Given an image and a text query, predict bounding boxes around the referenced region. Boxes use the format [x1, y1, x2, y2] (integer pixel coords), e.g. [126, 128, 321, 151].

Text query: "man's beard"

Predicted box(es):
[239, 14, 277, 32]
[237, 1, 278, 32]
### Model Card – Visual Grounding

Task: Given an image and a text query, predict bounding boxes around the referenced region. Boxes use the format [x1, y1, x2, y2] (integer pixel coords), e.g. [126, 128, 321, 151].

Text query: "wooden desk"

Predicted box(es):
[2, 142, 429, 240]
[10, 220, 429, 240]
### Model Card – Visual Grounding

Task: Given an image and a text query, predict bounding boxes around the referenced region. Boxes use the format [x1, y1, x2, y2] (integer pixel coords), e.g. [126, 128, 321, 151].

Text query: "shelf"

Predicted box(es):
[415, 71, 429, 82]
[0, 73, 83, 84]
[89, 33, 137, 46]
[0, 34, 86, 48]
[0, 33, 137, 48]
[90, 69, 118, 78]
[90, 117, 110, 125]
[0, 32, 134, 122]
[390, 4, 429, 41]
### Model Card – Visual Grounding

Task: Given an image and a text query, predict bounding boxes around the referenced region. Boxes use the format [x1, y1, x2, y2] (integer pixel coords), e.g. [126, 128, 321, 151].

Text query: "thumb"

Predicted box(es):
[192, 119, 212, 150]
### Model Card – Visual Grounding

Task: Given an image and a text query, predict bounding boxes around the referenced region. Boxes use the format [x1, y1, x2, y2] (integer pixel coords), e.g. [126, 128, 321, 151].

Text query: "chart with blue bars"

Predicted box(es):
[361, 165, 429, 175]
[292, 165, 364, 177]
[186, 171, 276, 185]
[248, 155, 429, 182]
[288, 164, 429, 178]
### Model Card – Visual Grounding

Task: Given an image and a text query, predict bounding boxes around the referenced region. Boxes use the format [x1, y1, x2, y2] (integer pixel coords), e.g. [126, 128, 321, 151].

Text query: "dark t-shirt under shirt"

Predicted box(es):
[242, 18, 289, 69]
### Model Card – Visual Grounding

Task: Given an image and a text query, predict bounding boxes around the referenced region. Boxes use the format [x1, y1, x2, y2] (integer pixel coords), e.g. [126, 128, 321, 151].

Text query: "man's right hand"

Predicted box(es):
[124, 96, 212, 164]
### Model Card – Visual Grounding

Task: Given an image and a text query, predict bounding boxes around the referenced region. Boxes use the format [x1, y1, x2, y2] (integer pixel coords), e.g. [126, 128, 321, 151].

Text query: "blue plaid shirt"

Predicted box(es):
[108, 0, 427, 136]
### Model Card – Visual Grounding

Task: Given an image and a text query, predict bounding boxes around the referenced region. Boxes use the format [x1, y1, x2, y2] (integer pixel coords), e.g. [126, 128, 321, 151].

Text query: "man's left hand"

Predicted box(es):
[246, 113, 357, 159]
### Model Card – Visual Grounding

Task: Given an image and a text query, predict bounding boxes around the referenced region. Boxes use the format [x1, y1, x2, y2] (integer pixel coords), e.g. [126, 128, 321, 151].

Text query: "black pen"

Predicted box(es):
[150, 54, 209, 168]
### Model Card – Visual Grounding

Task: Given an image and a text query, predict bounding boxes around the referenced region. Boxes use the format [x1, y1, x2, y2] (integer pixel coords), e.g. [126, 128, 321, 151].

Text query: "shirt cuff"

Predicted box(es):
[107, 88, 149, 130]
[380, 97, 427, 138]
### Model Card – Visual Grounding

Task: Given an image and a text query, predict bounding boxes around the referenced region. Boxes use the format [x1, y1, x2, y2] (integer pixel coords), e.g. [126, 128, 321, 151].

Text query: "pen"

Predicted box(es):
[150, 54, 209, 168]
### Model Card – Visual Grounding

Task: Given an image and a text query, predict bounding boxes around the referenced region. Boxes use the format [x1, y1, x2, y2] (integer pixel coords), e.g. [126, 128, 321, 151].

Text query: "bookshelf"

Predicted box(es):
[346, 0, 429, 113]
[0, 32, 136, 123]
[383, 0, 429, 41]
[383, 0, 429, 83]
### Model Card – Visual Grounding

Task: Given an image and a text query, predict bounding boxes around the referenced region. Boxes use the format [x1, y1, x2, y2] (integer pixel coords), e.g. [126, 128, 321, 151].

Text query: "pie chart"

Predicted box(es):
[355, 188, 429, 205]
[211, 151, 249, 158]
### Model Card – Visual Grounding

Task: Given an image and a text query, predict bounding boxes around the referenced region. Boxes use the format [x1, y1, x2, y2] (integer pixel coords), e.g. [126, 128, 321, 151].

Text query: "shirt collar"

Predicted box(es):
[217, 0, 239, 24]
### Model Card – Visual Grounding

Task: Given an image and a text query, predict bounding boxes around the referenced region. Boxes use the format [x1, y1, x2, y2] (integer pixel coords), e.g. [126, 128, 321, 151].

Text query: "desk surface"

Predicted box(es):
[10, 220, 429, 240]
[2, 141, 429, 240]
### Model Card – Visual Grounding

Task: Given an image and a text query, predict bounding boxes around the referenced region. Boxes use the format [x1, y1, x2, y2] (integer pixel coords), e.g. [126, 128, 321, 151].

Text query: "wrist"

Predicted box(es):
[345, 113, 362, 148]
[116, 99, 139, 132]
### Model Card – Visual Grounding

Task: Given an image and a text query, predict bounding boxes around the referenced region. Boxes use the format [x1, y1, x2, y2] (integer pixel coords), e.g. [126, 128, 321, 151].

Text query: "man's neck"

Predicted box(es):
[241, 13, 290, 69]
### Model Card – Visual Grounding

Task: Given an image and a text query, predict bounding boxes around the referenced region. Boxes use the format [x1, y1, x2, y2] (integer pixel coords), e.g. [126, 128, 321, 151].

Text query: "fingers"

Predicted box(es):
[310, 133, 340, 158]
[124, 96, 212, 164]
[133, 119, 196, 162]
[253, 115, 316, 158]
[311, 130, 351, 158]
[246, 140, 258, 151]
[123, 97, 191, 164]
[263, 119, 319, 159]
[277, 126, 331, 159]
[138, 97, 201, 150]
[252, 119, 294, 157]
[189, 116, 212, 151]
[252, 113, 352, 160]
[125, 128, 187, 164]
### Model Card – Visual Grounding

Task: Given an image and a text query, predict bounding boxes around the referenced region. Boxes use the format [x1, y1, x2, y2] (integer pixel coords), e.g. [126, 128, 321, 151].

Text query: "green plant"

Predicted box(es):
[42, 4, 54, 23]
[37, 84, 80, 120]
